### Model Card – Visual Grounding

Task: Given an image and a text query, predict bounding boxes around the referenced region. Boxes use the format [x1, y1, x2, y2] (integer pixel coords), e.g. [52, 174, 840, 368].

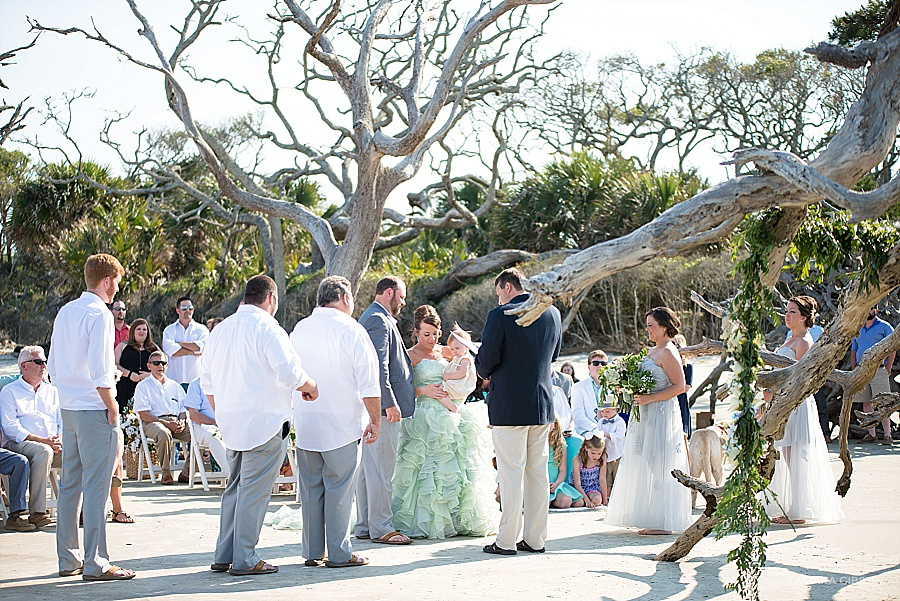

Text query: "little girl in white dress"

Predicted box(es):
[443, 327, 477, 402]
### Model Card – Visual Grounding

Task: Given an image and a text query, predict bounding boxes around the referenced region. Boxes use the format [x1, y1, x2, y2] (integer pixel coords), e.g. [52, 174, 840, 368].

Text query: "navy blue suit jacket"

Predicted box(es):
[475, 293, 562, 426]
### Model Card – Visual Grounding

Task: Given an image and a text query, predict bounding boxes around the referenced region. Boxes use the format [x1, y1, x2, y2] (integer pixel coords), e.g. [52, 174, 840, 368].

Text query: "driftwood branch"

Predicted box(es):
[854, 392, 900, 429]
[423, 249, 535, 301]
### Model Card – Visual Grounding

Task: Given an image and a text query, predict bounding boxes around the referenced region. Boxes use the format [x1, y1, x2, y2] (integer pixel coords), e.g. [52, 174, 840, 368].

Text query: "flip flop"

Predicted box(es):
[324, 554, 369, 568]
[228, 560, 278, 576]
[371, 530, 413, 545]
[210, 563, 230, 572]
[82, 565, 136, 581]
[304, 558, 327, 567]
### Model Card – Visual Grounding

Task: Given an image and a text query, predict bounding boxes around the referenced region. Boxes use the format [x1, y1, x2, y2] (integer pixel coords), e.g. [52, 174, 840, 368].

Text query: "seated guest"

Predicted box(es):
[0, 448, 34, 531]
[0, 346, 61, 528]
[133, 351, 189, 485]
[552, 384, 574, 433]
[572, 350, 610, 438]
[183, 377, 229, 479]
[182, 316, 228, 478]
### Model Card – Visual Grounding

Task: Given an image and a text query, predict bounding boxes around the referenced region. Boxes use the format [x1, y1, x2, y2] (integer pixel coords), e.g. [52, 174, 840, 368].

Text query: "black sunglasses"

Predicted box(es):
[589, 360, 608, 367]
[149, 360, 168, 366]
[25, 359, 47, 366]
[179, 305, 194, 311]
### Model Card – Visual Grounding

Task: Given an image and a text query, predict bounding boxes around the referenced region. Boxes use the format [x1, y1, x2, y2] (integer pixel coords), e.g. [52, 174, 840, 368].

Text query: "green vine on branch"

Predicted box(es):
[713, 209, 780, 601]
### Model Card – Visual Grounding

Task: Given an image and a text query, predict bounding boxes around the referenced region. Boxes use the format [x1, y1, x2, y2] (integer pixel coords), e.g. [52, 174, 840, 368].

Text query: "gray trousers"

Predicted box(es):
[214, 432, 285, 570]
[6, 439, 62, 514]
[297, 440, 361, 563]
[354, 419, 399, 538]
[57, 409, 118, 577]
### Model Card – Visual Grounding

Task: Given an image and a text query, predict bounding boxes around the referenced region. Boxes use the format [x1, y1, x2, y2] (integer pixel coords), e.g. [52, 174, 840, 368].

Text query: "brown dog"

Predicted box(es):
[688, 425, 725, 506]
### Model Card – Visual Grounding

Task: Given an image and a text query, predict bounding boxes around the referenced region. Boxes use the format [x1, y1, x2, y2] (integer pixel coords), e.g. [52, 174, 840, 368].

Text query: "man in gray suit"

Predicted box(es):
[355, 276, 416, 545]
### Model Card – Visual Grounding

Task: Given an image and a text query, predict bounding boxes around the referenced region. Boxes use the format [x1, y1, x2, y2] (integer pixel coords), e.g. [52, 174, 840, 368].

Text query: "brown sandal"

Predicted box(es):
[325, 554, 369, 568]
[110, 511, 135, 524]
[228, 560, 278, 575]
[82, 565, 136, 581]
[371, 530, 413, 545]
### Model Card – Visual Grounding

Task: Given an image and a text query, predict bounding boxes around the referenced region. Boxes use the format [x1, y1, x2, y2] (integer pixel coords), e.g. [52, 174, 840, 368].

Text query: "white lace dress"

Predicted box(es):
[604, 357, 693, 532]
[762, 347, 844, 523]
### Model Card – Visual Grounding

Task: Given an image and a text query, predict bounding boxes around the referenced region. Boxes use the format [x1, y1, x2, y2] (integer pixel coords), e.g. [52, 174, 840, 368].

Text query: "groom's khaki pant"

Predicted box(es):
[492, 424, 551, 551]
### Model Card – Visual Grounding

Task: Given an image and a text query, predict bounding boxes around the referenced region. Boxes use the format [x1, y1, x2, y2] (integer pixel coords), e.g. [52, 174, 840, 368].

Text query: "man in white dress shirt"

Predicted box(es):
[133, 351, 190, 485]
[48, 253, 135, 581]
[201, 274, 318, 576]
[291, 276, 381, 568]
[0, 345, 61, 528]
[162, 296, 209, 391]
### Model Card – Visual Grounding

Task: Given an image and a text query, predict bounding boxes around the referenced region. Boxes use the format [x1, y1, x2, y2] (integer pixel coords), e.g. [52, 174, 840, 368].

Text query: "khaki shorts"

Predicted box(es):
[855, 366, 892, 405]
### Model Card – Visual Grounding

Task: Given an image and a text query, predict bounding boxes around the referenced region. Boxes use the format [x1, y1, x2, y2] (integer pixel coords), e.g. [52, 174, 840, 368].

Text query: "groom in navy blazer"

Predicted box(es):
[476, 268, 561, 555]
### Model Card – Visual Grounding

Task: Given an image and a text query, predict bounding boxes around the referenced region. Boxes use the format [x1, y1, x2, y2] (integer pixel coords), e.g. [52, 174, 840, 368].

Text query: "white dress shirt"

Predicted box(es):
[47, 291, 117, 411]
[162, 319, 210, 384]
[0, 376, 61, 444]
[571, 377, 606, 438]
[200, 304, 308, 451]
[290, 307, 381, 453]
[133, 375, 186, 417]
[597, 414, 626, 462]
[552, 385, 574, 432]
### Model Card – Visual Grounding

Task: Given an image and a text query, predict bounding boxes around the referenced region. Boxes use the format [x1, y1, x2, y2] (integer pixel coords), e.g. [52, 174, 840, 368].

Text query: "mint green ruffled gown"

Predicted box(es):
[391, 358, 498, 539]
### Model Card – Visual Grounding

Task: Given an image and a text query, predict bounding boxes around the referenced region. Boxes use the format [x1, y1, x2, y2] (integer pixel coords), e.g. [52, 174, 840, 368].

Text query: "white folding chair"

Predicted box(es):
[273, 445, 300, 503]
[186, 419, 227, 492]
[137, 422, 162, 483]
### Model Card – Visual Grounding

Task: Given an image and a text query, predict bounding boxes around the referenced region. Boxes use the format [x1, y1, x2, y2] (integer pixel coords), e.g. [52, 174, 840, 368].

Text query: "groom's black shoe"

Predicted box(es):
[516, 540, 545, 553]
[483, 543, 516, 556]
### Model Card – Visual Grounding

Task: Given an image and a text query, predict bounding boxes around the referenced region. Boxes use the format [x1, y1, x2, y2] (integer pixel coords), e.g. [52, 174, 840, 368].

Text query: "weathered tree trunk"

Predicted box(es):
[423, 249, 535, 301]
[268, 214, 287, 322]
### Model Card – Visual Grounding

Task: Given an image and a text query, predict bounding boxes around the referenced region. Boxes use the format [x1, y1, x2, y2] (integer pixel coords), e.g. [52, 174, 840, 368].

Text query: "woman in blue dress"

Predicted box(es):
[391, 305, 498, 539]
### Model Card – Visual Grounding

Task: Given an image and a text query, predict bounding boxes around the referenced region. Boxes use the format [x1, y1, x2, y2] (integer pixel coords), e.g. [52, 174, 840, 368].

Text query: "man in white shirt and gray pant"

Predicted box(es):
[291, 276, 382, 568]
[201, 274, 317, 576]
[48, 254, 135, 581]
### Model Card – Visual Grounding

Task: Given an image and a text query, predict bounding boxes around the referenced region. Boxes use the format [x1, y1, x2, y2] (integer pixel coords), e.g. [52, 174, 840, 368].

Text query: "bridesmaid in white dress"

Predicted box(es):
[605, 307, 693, 535]
[763, 296, 844, 525]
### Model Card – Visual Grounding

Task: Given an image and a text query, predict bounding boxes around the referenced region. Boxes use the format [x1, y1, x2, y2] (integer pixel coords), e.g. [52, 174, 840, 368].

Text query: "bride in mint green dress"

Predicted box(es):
[391, 306, 498, 539]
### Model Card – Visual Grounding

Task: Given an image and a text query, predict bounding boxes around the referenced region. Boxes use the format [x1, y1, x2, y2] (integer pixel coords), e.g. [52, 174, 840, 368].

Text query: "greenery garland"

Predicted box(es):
[713, 209, 780, 600]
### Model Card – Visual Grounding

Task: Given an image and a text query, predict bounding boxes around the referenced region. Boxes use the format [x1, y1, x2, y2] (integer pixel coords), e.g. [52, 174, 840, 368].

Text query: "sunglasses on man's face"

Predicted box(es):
[590, 360, 608, 367]
[25, 359, 47, 366]
[149, 361, 168, 366]
[179, 305, 194, 311]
